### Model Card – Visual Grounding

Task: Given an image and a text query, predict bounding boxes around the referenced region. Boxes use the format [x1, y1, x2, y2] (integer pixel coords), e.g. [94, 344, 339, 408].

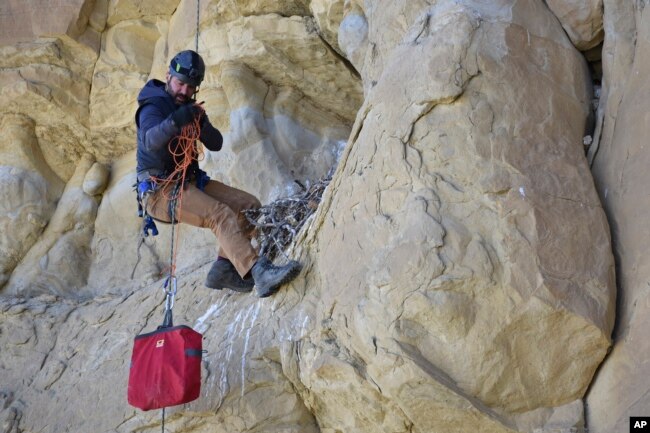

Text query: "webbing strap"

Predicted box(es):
[161, 181, 181, 329]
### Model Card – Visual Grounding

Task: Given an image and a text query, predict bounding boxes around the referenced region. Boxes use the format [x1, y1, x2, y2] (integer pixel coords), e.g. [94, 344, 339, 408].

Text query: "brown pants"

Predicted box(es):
[147, 180, 260, 277]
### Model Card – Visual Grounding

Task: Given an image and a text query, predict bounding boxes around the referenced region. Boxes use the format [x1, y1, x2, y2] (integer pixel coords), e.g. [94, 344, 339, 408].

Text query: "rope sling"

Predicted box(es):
[159, 2, 202, 431]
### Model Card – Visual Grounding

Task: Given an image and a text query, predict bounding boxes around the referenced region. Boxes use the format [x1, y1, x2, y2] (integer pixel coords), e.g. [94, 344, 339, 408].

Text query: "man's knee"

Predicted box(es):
[238, 190, 260, 210]
[248, 196, 261, 210]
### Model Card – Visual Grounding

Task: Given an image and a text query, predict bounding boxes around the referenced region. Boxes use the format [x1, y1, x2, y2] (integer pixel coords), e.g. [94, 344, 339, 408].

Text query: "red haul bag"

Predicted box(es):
[127, 325, 203, 411]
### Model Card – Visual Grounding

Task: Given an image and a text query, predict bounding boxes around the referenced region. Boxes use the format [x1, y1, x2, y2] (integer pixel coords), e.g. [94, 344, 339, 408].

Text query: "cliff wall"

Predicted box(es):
[0, 1, 639, 432]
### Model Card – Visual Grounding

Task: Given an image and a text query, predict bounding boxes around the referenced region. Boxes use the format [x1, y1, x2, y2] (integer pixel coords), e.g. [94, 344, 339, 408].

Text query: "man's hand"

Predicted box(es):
[171, 104, 202, 127]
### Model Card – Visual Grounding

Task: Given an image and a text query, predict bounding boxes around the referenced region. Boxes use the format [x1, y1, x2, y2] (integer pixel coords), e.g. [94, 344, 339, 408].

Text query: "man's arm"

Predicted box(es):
[200, 115, 223, 151]
[138, 103, 178, 152]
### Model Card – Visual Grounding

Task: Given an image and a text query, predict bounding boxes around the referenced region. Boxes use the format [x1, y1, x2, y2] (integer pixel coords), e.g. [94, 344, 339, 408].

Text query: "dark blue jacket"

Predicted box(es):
[135, 79, 223, 180]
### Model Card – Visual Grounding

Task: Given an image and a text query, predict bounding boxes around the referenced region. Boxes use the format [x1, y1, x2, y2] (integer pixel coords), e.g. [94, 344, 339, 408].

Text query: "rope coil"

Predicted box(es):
[151, 111, 204, 280]
[140, 110, 204, 334]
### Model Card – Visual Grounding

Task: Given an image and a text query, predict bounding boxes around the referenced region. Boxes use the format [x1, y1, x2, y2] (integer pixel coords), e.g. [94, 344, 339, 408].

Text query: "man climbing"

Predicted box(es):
[135, 50, 301, 297]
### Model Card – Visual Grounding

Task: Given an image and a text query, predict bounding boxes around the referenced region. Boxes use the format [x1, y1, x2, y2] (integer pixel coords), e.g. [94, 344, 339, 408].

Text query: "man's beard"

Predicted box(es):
[165, 79, 190, 105]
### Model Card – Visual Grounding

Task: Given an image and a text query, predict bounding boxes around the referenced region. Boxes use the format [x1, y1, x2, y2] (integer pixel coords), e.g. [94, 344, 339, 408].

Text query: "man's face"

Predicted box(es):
[166, 73, 197, 105]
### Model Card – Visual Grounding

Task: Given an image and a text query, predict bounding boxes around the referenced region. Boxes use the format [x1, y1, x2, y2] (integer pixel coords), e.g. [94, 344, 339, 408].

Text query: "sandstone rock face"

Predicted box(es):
[4, 154, 104, 298]
[83, 161, 111, 196]
[586, 4, 650, 433]
[89, 16, 170, 163]
[545, 0, 604, 50]
[107, 0, 179, 27]
[0, 284, 323, 432]
[286, 1, 613, 431]
[0, 0, 95, 47]
[0, 1, 628, 433]
[0, 36, 97, 296]
[0, 166, 54, 288]
[310, 0, 346, 56]
[0, 36, 96, 181]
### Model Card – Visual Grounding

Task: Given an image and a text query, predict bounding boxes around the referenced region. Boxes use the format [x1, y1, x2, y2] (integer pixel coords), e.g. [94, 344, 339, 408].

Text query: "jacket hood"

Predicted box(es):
[137, 79, 170, 105]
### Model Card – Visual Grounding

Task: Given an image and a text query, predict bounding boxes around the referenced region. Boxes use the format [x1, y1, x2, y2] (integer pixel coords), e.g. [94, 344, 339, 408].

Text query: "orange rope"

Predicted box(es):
[152, 107, 205, 276]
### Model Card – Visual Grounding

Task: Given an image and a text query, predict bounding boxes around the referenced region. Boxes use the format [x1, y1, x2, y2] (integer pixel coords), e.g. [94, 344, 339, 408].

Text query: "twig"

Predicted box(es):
[244, 172, 332, 261]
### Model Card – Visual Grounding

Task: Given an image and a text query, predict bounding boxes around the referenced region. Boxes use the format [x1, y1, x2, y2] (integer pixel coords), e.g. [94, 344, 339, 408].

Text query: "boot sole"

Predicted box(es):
[256, 263, 302, 298]
[206, 277, 254, 292]
[207, 284, 254, 293]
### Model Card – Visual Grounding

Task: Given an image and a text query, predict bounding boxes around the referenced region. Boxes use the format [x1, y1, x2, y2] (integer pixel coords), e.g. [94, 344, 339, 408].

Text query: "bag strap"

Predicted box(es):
[160, 304, 174, 329]
[159, 276, 176, 329]
[159, 181, 180, 330]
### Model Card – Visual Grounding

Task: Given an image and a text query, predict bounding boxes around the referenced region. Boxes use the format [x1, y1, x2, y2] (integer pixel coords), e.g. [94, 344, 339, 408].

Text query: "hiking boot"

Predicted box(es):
[251, 257, 302, 298]
[205, 259, 254, 293]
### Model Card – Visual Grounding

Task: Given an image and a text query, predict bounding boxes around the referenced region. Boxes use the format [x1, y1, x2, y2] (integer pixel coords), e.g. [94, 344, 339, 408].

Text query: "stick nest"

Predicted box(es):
[244, 173, 332, 261]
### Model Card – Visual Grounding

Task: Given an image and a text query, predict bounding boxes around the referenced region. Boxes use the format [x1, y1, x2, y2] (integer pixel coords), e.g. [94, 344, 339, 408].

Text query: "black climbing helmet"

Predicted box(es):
[169, 50, 205, 87]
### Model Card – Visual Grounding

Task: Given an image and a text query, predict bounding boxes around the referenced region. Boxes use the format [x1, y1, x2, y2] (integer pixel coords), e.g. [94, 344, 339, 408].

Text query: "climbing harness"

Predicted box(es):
[130, 110, 209, 280]
[137, 179, 160, 236]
